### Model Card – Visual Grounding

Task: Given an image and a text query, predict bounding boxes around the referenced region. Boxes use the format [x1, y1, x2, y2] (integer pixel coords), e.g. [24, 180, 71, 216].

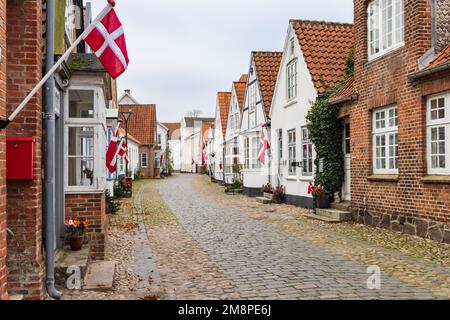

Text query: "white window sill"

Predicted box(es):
[65, 188, 106, 195]
[299, 176, 313, 181]
[284, 99, 297, 108]
[367, 43, 404, 63]
[286, 175, 297, 181]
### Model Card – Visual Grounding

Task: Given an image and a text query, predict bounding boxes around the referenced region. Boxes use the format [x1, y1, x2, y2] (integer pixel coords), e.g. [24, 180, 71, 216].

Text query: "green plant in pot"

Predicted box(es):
[64, 217, 89, 251]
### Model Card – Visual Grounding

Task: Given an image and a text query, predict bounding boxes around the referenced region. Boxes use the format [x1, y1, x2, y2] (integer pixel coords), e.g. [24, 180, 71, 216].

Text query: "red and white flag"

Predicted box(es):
[83, 2, 129, 79]
[258, 126, 271, 165]
[106, 120, 122, 173]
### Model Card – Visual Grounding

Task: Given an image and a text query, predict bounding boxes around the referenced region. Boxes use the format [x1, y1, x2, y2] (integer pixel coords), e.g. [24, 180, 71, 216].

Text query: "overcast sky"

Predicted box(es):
[90, 0, 354, 122]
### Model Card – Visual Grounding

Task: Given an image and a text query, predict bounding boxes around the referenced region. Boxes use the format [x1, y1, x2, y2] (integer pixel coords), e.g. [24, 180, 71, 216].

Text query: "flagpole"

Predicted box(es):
[0, 3, 114, 130]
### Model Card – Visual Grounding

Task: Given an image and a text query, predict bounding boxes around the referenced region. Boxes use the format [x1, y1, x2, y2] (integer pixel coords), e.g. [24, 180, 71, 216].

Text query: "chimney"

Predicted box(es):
[125, 89, 131, 95]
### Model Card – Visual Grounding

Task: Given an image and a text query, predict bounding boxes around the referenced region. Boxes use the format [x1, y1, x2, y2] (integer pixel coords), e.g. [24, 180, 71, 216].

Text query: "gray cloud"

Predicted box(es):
[90, 0, 353, 122]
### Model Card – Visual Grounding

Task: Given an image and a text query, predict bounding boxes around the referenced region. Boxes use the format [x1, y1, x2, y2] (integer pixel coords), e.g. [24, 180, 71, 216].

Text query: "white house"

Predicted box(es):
[180, 117, 215, 173]
[223, 75, 248, 184]
[240, 51, 282, 197]
[156, 122, 169, 175]
[269, 20, 354, 208]
[162, 123, 182, 172]
[118, 89, 140, 105]
[212, 92, 231, 182]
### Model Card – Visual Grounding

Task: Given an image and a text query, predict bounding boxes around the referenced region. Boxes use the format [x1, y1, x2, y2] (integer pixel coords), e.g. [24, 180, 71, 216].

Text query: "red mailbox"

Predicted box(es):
[6, 137, 36, 180]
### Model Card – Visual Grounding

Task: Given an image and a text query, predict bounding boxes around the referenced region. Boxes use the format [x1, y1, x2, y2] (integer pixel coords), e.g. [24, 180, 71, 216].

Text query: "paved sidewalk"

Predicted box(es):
[157, 174, 448, 300]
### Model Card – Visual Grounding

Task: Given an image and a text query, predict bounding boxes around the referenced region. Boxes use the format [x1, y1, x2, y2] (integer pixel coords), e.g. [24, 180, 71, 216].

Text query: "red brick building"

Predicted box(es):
[330, 0, 450, 243]
[119, 104, 157, 179]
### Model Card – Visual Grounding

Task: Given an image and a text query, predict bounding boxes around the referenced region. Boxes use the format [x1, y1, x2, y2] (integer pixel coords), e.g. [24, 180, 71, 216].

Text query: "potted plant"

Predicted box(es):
[308, 182, 329, 209]
[82, 168, 93, 186]
[261, 183, 274, 200]
[64, 217, 89, 251]
[273, 185, 286, 204]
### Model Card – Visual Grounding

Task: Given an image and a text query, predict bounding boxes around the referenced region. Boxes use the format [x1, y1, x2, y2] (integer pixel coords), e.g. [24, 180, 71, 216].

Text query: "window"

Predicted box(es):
[68, 127, 95, 187]
[368, 0, 404, 59]
[302, 127, 313, 176]
[244, 137, 250, 169]
[157, 133, 162, 145]
[230, 115, 234, 131]
[290, 38, 295, 55]
[372, 105, 398, 174]
[69, 90, 95, 118]
[141, 152, 148, 168]
[65, 0, 75, 44]
[427, 94, 450, 174]
[287, 60, 298, 100]
[252, 136, 260, 169]
[249, 83, 257, 112]
[288, 129, 296, 175]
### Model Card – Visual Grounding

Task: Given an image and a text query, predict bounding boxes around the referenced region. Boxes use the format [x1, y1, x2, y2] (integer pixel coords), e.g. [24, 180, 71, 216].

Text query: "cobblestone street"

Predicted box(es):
[64, 174, 450, 300]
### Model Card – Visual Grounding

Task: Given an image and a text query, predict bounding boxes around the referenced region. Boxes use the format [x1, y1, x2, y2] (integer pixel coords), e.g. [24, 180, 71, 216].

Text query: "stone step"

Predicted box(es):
[9, 295, 24, 300]
[316, 208, 353, 222]
[330, 201, 351, 212]
[55, 247, 90, 287]
[303, 213, 341, 223]
[256, 197, 272, 204]
[83, 261, 116, 291]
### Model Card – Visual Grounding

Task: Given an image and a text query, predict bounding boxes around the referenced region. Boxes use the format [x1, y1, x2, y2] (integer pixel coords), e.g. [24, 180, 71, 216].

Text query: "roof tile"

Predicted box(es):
[425, 44, 450, 70]
[119, 104, 157, 145]
[217, 92, 232, 139]
[162, 122, 181, 140]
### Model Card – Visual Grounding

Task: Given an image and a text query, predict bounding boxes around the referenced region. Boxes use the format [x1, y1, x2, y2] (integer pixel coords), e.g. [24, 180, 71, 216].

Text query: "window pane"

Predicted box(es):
[69, 90, 95, 118]
[68, 127, 94, 157]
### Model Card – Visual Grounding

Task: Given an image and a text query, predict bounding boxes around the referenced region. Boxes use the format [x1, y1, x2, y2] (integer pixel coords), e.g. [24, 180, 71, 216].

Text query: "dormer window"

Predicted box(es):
[368, 0, 404, 60]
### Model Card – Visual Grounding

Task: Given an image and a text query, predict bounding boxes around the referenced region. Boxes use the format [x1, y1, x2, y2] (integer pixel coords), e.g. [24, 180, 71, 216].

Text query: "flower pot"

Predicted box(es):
[264, 192, 274, 201]
[273, 194, 284, 204]
[316, 194, 330, 209]
[69, 236, 84, 251]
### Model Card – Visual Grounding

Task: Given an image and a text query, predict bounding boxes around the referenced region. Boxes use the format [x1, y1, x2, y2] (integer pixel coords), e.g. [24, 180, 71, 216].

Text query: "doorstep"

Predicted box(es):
[83, 261, 116, 291]
[55, 247, 90, 287]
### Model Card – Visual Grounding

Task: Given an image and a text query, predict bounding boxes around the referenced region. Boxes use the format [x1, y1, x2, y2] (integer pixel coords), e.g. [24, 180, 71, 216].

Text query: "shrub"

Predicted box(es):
[106, 189, 121, 214]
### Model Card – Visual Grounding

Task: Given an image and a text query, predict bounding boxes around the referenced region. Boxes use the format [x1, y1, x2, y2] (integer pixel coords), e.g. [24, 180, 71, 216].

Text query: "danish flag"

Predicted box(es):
[258, 125, 271, 165]
[83, 1, 129, 79]
[106, 120, 122, 173]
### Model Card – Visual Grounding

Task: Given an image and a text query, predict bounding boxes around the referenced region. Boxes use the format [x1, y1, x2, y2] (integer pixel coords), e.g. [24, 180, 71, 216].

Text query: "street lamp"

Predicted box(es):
[120, 110, 133, 177]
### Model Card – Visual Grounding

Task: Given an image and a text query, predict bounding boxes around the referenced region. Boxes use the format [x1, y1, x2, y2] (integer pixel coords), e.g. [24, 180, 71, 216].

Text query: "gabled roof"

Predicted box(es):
[118, 90, 139, 105]
[217, 92, 232, 138]
[328, 75, 358, 105]
[291, 20, 354, 94]
[127, 133, 143, 145]
[233, 74, 248, 112]
[162, 122, 181, 140]
[119, 104, 157, 145]
[253, 51, 283, 115]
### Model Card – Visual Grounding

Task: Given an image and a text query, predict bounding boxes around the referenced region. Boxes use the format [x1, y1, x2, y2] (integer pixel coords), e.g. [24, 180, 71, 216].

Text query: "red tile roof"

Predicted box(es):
[162, 122, 181, 140]
[328, 75, 356, 105]
[119, 104, 157, 145]
[217, 92, 231, 139]
[202, 122, 214, 144]
[292, 20, 354, 94]
[233, 74, 248, 112]
[253, 51, 283, 115]
[425, 44, 450, 70]
[127, 133, 143, 145]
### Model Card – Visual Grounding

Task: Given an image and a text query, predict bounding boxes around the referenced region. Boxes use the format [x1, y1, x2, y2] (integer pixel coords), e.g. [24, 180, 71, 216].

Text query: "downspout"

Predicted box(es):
[44, 0, 62, 300]
[431, 0, 438, 51]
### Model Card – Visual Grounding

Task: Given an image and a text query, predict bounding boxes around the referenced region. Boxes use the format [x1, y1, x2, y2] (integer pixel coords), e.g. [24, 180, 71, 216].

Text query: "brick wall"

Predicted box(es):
[0, 0, 7, 301]
[65, 193, 107, 260]
[5, 0, 45, 299]
[350, 0, 450, 243]
[139, 145, 155, 179]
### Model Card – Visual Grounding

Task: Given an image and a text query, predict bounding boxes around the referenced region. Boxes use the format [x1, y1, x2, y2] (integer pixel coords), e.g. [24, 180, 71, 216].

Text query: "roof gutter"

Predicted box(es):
[328, 93, 359, 106]
[408, 62, 450, 80]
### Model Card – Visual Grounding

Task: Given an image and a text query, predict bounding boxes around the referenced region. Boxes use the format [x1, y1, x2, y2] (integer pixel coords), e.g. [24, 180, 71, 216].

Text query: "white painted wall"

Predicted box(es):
[213, 101, 224, 181]
[117, 138, 140, 179]
[157, 123, 169, 170]
[169, 139, 181, 171]
[240, 54, 270, 190]
[269, 22, 318, 201]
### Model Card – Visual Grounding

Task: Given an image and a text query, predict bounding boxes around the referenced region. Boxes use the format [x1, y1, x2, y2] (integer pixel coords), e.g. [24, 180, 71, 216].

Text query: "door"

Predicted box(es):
[342, 121, 351, 201]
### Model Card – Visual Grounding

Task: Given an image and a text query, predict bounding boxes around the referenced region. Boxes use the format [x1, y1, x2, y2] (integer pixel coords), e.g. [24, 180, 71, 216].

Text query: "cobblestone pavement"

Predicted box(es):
[156, 174, 450, 300]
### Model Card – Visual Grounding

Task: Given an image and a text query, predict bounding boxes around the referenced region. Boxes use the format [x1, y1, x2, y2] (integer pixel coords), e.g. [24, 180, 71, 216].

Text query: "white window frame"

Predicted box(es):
[65, 0, 75, 44]
[249, 83, 257, 113]
[141, 152, 149, 168]
[287, 60, 298, 101]
[427, 93, 450, 175]
[288, 129, 297, 175]
[372, 105, 398, 174]
[367, 0, 404, 60]
[244, 137, 250, 169]
[302, 127, 313, 176]
[65, 86, 106, 193]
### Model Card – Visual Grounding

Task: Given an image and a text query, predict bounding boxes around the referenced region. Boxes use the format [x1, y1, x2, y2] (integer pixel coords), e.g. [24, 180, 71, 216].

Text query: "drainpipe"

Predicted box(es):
[44, 0, 62, 300]
[431, 0, 438, 52]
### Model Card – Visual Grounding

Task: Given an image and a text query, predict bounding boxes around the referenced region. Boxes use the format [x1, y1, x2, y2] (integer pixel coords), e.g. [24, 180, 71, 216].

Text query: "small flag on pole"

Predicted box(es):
[258, 125, 271, 165]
